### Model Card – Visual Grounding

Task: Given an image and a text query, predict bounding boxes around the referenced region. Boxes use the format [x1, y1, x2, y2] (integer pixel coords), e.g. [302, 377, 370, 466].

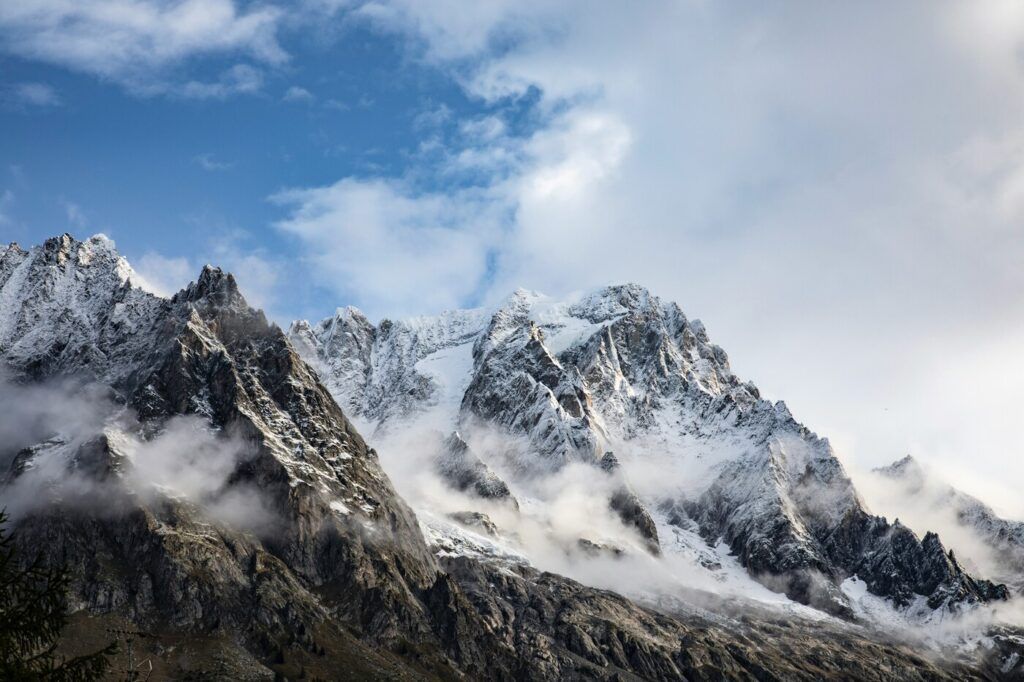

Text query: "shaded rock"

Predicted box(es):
[448, 511, 500, 538]
[437, 432, 518, 509]
[576, 538, 625, 559]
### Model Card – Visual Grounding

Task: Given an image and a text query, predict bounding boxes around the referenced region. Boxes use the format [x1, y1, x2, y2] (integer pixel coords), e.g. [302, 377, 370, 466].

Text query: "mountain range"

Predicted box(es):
[1, 233, 1022, 679]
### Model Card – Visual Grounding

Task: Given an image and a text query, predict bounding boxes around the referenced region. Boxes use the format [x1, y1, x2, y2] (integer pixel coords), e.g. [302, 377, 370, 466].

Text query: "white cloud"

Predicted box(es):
[178, 63, 264, 99]
[352, 0, 545, 65]
[273, 1, 1024, 510]
[458, 114, 505, 142]
[272, 177, 506, 316]
[61, 200, 86, 227]
[283, 85, 314, 102]
[2, 82, 61, 108]
[0, 189, 13, 226]
[7, 0, 1021, 513]
[0, 0, 286, 95]
[211, 248, 283, 315]
[193, 153, 233, 171]
[413, 102, 452, 130]
[0, 379, 274, 532]
[133, 251, 195, 297]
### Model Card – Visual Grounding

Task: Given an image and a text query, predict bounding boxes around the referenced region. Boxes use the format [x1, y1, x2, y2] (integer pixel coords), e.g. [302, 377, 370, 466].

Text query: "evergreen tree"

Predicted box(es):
[0, 511, 115, 680]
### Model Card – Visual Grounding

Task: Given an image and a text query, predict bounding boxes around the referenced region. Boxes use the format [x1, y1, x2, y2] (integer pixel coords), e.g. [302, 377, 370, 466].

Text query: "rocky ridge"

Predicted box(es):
[0, 234, 1016, 678]
[875, 455, 1024, 593]
[293, 283, 1012, 620]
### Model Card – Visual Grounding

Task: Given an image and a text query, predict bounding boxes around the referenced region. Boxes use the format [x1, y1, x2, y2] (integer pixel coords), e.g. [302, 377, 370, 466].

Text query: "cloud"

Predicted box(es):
[274, 0, 1024, 515]
[2, 82, 61, 108]
[272, 177, 507, 316]
[0, 376, 274, 532]
[413, 102, 452, 130]
[132, 251, 196, 297]
[0, 377, 112, 459]
[0, 189, 13, 226]
[369, 419, 825, 617]
[0, 0, 286, 95]
[61, 199, 86, 227]
[124, 415, 255, 506]
[352, 0, 544, 65]
[193, 153, 233, 171]
[211, 248, 283, 315]
[177, 62, 264, 99]
[5, 0, 1022, 532]
[851, 464, 1006, 578]
[283, 85, 314, 102]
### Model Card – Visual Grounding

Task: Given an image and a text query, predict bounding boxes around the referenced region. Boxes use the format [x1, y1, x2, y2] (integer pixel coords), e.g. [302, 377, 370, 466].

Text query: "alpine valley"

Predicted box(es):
[2, 233, 1024, 680]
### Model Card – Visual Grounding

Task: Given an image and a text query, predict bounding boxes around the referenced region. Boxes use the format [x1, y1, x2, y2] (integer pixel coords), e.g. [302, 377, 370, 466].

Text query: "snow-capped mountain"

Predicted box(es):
[292, 283, 1009, 619]
[874, 455, 1024, 592]
[2, 234, 1021, 678]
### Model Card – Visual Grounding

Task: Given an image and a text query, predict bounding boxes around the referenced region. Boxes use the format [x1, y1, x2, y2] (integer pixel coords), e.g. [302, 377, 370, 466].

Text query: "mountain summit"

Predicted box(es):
[0, 234, 1019, 678]
[291, 283, 1009, 618]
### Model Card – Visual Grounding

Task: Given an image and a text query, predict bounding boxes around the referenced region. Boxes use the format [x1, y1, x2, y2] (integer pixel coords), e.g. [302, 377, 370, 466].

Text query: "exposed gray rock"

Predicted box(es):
[576, 538, 625, 559]
[447, 511, 500, 538]
[442, 555, 982, 681]
[437, 431, 519, 509]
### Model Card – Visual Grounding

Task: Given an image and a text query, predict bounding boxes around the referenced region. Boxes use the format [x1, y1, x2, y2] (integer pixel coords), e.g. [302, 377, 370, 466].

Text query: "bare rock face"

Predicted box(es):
[2, 235, 1017, 679]
[437, 431, 519, 509]
[441, 555, 976, 681]
[447, 511, 500, 538]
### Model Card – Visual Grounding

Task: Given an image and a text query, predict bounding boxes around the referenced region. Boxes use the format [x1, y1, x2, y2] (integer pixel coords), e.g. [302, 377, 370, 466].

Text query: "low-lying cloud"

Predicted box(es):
[369, 420, 813, 614]
[0, 377, 271, 533]
[851, 460, 1021, 589]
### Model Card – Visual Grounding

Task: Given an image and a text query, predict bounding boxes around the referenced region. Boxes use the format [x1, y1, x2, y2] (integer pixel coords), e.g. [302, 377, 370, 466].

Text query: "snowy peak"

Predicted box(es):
[1, 232, 436, 579]
[293, 282, 1011, 619]
[874, 454, 927, 490]
[174, 264, 249, 311]
[5, 235, 1022, 678]
[460, 314, 607, 471]
[0, 233, 163, 381]
[290, 281, 746, 438]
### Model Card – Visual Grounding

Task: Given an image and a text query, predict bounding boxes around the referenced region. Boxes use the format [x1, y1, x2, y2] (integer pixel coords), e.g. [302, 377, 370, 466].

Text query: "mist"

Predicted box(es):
[850, 460, 1019, 588]
[360, 410, 1024, 661]
[371, 420, 820, 614]
[0, 377, 270, 532]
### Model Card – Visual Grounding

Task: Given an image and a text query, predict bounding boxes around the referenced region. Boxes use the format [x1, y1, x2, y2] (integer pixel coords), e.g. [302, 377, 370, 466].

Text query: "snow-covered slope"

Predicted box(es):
[0, 234, 163, 382]
[292, 283, 1010, 619]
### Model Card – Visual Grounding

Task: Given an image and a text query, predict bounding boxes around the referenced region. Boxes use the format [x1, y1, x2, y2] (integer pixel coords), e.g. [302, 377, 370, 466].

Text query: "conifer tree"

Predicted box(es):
[0, 511, 115, 680]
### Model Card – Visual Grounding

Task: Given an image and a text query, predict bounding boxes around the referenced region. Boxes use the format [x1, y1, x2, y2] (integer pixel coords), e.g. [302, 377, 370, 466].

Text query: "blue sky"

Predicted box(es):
[0, 9, 511, 320]
[2, 1, 1024, 512]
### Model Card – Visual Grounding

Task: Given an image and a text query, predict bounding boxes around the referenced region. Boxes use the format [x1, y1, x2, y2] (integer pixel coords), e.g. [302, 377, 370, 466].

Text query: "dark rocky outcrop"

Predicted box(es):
[447, 511, 500, 538]
[437, 431, 519, 509]
[600, 451, 661, 555]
